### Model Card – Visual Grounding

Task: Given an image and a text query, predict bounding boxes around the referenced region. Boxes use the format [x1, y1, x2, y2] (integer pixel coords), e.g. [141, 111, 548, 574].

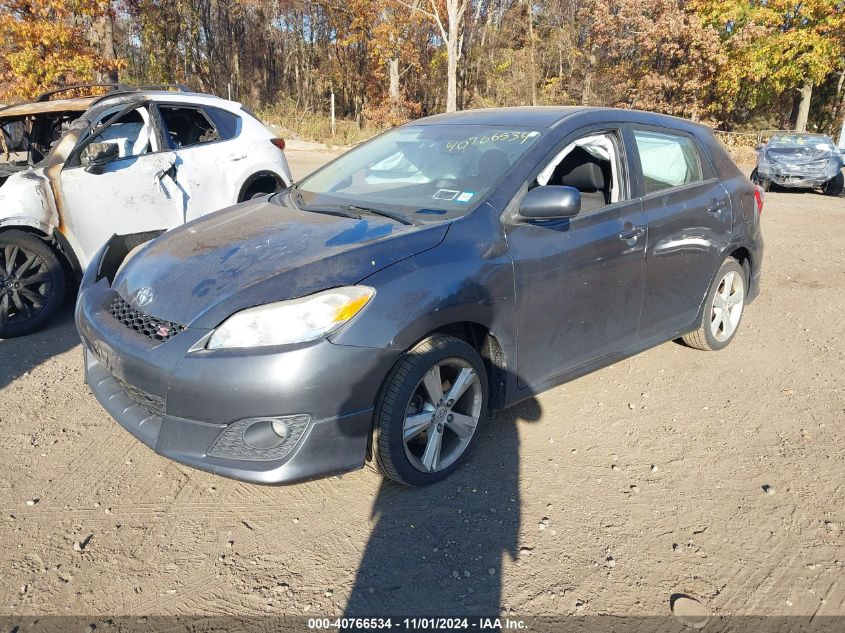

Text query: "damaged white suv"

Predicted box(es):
[0, 84, 292, 337]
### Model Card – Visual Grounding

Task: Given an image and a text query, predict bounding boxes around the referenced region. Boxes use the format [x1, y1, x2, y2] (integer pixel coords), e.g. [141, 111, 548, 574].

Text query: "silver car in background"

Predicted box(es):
[751, 132, 844, 196]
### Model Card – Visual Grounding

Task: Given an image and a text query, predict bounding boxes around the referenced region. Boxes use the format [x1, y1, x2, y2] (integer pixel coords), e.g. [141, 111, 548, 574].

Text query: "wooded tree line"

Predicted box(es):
[2, 0, 844, 135]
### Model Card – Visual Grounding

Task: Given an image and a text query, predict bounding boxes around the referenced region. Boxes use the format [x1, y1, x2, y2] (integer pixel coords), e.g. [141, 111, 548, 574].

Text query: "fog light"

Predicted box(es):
[208, 414, 311, 461]
[271, 419, 289, 441]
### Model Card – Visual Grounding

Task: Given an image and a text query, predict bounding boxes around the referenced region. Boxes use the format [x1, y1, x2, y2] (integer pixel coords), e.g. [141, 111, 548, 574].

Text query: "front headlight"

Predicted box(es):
[207, 286, 374, 349]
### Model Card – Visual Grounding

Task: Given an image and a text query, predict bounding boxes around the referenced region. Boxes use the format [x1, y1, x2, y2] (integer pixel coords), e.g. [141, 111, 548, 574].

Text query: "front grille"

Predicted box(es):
[112, 375, 166, 416]
[109, 295, 186, 342]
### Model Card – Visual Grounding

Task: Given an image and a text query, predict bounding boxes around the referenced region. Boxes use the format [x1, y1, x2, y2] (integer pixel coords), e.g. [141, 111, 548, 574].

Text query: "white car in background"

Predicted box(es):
[0, 84, 292, 337]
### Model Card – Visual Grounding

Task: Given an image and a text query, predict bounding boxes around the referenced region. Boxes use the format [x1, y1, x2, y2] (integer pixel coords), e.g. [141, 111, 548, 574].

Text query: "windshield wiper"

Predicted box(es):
[345, 204, 417, 226]
[281, 188, 362, 220]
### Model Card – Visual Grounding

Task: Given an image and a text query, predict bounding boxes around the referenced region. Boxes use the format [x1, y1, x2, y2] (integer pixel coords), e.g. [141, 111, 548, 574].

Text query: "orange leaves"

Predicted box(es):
[585, 0, 725, 119]
[0, 0, 122, 101]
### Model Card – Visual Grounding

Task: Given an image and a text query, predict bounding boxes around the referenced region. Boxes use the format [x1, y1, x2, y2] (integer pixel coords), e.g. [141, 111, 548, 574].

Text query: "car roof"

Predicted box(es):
[0, 96, 99, 118]
[415, 106, 587, 127]
[0, 86, 232, 120]
[413, 106, 712, 132]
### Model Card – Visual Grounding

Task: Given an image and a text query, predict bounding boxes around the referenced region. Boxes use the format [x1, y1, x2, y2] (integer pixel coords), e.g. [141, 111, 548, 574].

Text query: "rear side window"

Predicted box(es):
[204, 107, 240, 140]
[159, 106, 220, 149]
[633, 129, 703, 194]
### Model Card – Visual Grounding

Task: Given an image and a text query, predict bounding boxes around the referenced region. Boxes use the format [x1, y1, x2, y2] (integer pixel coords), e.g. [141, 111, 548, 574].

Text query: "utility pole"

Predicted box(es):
[330, 88, 336, 138]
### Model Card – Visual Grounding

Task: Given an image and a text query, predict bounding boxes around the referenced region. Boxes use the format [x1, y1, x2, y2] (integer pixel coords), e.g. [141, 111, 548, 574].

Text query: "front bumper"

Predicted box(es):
[76, 277, 395, 485]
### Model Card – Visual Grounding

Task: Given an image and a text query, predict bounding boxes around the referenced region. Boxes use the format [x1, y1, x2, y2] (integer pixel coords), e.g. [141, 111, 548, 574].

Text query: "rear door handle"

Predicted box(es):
[619, 225, 645, 241]
[708, 199, 728, 213]
[229, 153, 247, 161]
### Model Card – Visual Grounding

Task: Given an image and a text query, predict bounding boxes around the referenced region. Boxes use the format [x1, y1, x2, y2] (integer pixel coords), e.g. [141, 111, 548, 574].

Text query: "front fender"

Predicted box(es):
[329, 206, 516, 357]
[0, 169, 58, 230]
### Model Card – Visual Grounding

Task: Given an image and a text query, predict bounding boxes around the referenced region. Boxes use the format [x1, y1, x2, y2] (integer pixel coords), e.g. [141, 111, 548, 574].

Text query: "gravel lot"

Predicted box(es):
[1, 154, 843, 625]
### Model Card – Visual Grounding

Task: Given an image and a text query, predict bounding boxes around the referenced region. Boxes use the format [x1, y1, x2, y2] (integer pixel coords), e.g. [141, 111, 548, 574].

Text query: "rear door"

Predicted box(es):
[154, 103, 238, 220]
[629, 125, 733, 342]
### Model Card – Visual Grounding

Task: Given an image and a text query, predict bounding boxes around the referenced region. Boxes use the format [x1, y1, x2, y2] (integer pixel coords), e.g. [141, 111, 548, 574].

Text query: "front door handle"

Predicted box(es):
[708, 199, 728, 213]
[619, 224, 646, 241]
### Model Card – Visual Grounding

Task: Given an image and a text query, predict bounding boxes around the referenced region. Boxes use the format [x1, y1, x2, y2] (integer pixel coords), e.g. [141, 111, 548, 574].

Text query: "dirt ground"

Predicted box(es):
[1, 153, 843, 626]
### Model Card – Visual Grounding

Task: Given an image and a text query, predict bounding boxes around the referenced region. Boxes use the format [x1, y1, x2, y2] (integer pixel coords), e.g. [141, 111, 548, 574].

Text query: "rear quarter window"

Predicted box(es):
[204, 106, 241, 140]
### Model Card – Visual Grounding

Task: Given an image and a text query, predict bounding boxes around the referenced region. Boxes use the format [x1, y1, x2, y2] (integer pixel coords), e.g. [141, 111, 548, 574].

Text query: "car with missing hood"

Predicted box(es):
[76, 106, 764, 487]
[750, 132, 843, 195]
[0, 83, 292, 337]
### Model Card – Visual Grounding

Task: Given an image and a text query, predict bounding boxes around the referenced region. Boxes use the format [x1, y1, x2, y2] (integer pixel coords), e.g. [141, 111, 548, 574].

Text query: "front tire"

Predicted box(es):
[371, 335, 488, 486]
[0, 230, 66, 338]
[681, 258, 746, 351]
[822, 171, 844, 197]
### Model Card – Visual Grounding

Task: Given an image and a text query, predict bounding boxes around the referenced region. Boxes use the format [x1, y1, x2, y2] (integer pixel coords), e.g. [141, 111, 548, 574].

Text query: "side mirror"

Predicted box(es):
[82, 142, 119, 174]
[519, 185, 581, 220]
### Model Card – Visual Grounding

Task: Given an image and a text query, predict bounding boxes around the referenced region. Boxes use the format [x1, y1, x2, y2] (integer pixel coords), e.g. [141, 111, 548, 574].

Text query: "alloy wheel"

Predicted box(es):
[710, 270, 744, 343]
[0, 244, 52, 327]
[402, 358, 483, 473]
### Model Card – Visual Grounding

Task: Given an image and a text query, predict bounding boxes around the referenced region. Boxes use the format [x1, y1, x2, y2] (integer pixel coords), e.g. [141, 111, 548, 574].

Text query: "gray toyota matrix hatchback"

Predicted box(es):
[76, 107, 764, 486]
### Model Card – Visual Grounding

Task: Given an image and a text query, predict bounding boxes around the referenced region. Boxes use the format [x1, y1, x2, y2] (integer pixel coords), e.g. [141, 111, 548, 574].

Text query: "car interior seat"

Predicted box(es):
[478, 148, 511, 186]
[549, 146, 612, 213]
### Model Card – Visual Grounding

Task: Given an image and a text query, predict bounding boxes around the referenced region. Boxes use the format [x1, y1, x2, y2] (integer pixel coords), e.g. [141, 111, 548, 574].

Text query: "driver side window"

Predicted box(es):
[533, 132, 624, 214]
[81, 107, 153, 165]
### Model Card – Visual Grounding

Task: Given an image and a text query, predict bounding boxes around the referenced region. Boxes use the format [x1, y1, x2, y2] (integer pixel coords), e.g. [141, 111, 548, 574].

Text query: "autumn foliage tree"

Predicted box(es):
[586, 0, 725, 121]
[0, 0, 123, 101]
[695, 0, 845, 130]
[1, 0, 843, 137]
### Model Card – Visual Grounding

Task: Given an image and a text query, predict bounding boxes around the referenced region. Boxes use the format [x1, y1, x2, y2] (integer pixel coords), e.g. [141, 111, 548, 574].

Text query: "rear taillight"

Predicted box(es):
[271, 138, 286, 151]
[753, 185, 764, 215]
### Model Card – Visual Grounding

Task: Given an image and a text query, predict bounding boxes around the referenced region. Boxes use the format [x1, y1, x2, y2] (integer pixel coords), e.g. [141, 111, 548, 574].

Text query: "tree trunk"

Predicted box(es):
[101, 10, 118, 82]
[389, 58, 400, 102]
[795, 79, 813, 132]
[443, 0, 468, 112]
[526, 0, 536, 106]
[446, 2, 460, 112]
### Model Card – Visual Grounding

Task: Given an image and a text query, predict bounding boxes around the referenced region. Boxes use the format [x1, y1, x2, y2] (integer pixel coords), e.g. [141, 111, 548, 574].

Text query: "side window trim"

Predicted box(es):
[66, 101, 152, 169]
[503, 123, 633, 223]
[540, 127, 630, 199]
[626, 123, 715, 198]
[155, 103, 221, 150]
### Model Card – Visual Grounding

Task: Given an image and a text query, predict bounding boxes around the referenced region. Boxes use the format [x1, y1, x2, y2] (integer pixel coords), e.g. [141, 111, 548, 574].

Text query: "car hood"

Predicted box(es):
[112, 196, 450, 328]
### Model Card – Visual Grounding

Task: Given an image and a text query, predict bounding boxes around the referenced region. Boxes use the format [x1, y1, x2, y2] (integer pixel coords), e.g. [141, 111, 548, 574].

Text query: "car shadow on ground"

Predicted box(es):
[0, 300, 78, 390]
[344, 395, 542, 617]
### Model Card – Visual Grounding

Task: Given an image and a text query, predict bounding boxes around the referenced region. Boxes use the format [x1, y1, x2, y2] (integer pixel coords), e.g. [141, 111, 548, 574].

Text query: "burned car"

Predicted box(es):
[0, 83, 292, 337]
[751, 132, 843, 195]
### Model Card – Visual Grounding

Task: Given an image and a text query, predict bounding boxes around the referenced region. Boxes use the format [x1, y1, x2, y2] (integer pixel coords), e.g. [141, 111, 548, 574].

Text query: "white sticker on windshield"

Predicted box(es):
[434, 189, 460, 201]
[456, 191, 475, 203]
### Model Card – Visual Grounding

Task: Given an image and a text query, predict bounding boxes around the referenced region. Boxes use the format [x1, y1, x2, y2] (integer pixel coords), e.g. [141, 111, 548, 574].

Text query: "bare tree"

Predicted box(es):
[399, 0, 469, 112]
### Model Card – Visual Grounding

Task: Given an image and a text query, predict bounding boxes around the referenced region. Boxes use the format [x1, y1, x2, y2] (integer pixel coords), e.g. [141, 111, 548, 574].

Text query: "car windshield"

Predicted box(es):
[768, 134, 836, 150]
[294, 124, 545, 219]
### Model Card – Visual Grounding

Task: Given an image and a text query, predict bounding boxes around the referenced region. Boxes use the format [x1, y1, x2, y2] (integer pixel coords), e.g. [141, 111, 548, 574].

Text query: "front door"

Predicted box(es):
[505, 127, 647, 388]
[59, 103, 183, 267]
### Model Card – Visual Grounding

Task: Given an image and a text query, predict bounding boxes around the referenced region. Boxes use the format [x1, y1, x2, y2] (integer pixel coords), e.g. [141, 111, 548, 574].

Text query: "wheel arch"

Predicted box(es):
[0, 224, 82, 281]
[688, 247, 753, 337]
[388, 321, 509, 412]
[237, 170, 287, 202]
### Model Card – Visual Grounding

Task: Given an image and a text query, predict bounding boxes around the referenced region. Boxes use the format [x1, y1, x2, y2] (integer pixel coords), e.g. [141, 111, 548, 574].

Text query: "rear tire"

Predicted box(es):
[681, 258, 746, 352]
[0, 230, 66, 338]
[371, 335, 488, 486]
[822, 171, 844, 197]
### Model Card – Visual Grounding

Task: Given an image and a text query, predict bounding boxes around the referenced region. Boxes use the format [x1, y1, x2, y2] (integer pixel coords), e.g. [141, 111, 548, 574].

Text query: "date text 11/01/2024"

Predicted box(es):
[307, 617, 528, 630]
